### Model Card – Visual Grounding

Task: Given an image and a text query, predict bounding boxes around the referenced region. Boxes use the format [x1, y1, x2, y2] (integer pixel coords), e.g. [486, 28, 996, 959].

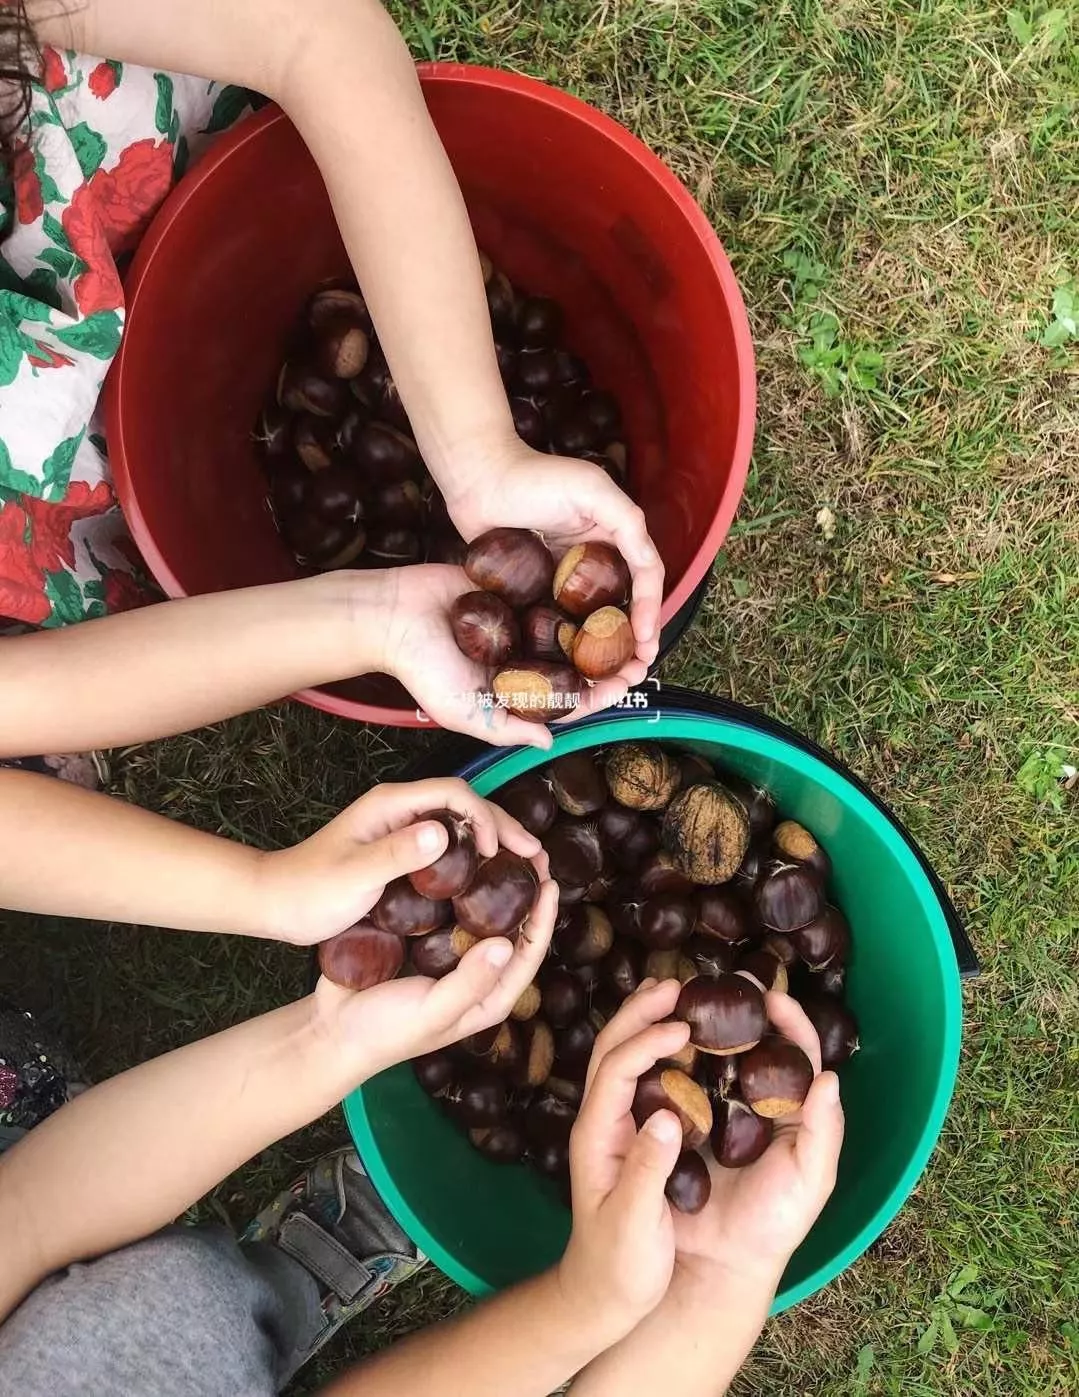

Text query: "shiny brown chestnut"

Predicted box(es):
[677, 751, 715, 788]
[754, 861, 824, 933]
[468, 1020, 523, 1075]
[307, 465, 364, 523]
[791, 905, 850, 970]
[469, 1123, 526, 1164]
[449, 590, 520, 667]
[722, 774, 778, 841]
[683, 935, 736, 979]
[312, 318, 369, 380]
[553, 1018, 596, 1076]
[675, 972, 767, 1056]
[666, 1149, 712, 1214]
[544, 819, 605, 888]
[268, 459, 309, 519]
[517, 295, 564, 349]
[306, 285, 372, 334]
[697, 1052, 739, 1098]
[510, 1018, 556, 1089]
[525, 1093, 577, 1148]
[293, 414, 335, 473]
[521, 604, 578, 664]
[408, 925, 477, 978]
[773, 820, 832, 881]
[662, 783, 751, 885]
[452, 849, 539, 938]
[492, 663, 583, 722]
[738, 1035, 814, 1117]
[352, 422, 420, 483]
[465, 528, 555, 608]
[545, 1075, 584, 1107]
[454, 1070, 508, 1128]
[761, 932, 799, 967]
[816, 962, 847, 997]
[371, 878, 450, 937]
[553, 542, 632, 618]
[318, 922, 404, 990]
[637, 895, 694, 950]
[735, 948, 789, 994]
[553, 904, 614, 967]
[495, 341, 517, 384]
[733, 839, 769, 888]
[637, 851, 697, 898]
[802, 996, 860, 1070]
[632, 1067, 713, 1149]
[694, 887, 752, 944]
[408, 809, 479, 900]
[510, 396, 547, 450]
[604, 743, 680, 811]
[367, 478, 423, 529]
[365, 526, 421, 566]
[514, 350, 560, 398]
[413, 1050, 455, 1097]
[548, 751, 607, 816]
[581, 389, 622, 439]
[539, 967, 588, 1028]
[710, 1096, 773, 1167]
[598, 805, 661, 869]
[601, 941, 643, 1001]
[277, 361, 346, 418]
[497, 773, 558, 838]
[572, 607, 635, 679]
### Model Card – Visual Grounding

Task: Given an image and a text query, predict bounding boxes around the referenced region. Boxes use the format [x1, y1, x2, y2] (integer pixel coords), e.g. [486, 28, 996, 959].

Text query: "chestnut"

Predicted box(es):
[733, 839, 769, 888]
[553, 542, 631, 618]
[665, 1149, 712, 1214]
[465, 527, 555, 608]
[277, 361, 346, 418]
[604, 743, 680, 811]
[693, 887, 752, 944]
[366, 527, 422, 566]
[632, 1067, 713, 1148]
[545, 1075, 584, 1107]
[754, 861, 824, 933]
[371, 878, 450, 937]
[675, 972, 767, 1056]
[598, 805, 661, 867]
[609, 890, 643, 941]
[722, 775, 777, 841]
[470, 1123, 526, 1163]
[760, 932, 798, 967]
[408, 809, 479, 900]
[548, 751, 607, 816]
[312, 318, 369, 380]
[352, 422, 420, 483]
[662, 783, 751, 885]
[455, 1070, 508, 1127]
[802, 996, 860, 1070]
[540, 967, 587, 1028]
[532, 1139, 571, 1181]
[497, 772, 557, 838]
[367, 478, 423, 529]
[710, 1096, 772, 1168]
[514, 350, 560, 398]
[791, 904, 850, 970]
[413, 1050, 455, 1097]
[550, 406, 601, 458]
[511, 1018, 556, 1089]
[378, 377, 412, 434]
[510, 982, 542, 1022]
[495, 341, 518, 385]
[544, 819, 604, 889]
[642, 948, 693, 983]
[581, 389, 622, 439]
[293, 414, 335, 473]
[697, 1052, 739, 1098]
[553, 349, 591, 387]
[313, 525, 367, 571]
[517, 295, 564, 349]
[677, 751, 715, 788]
[601, 941, 643, 1001]
[584, 869, 617, 903]
[308, 464, 364, 523]
[553, 903, 614, 967]
[637, 894, 694, 950]
[521, 604, 578, 664]
[306, 286, 372, 335]
[452, 848, 539, 938]
[268, 459, 309, 519]
[738, 1035, 814, 1117]
[253, 400, 292, 461]
[573, 961, 602, 995]
[486, 271, 516, 336]
[510, 395, 548, 450]
[408, 926, 477, 978]
[284, 514, 361, 569]
[467, 1020, 523, 1075]
[493, 662, 582, 722]
[661, 1034, 700, 1073]
[525, 1093, 576, 1148]
[683, 935, 736, 979]
[735, 948, 789, 995]
[449, 590, 520, 667]
[318, 921, 404, 990]
[773, 819, 832, 881]
[553, 1018, 596, 1076]
[572, 606, 635, 680]
[349, 351, 387, 412]
[816, 963, 847, 997]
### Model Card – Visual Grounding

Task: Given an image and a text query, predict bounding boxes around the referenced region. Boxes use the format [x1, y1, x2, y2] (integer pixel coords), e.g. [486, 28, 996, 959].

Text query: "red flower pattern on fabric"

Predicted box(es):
[12, 143, 43, 224]
[40, 46, 66, 94]
[88, 61, 119, 100]
[62, 183, 124, 315]
[0, 504, 51, 626]
[86, 139, 174, 257]
[22, 482, 116, 576]
[103, 565, 150, 614]
[27, 346, 76, 371]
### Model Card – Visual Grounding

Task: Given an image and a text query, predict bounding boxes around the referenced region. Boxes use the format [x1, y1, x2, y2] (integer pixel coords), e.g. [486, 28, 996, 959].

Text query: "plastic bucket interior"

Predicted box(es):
[345, 705, 963, 1311]
[106, 66, 756, 725]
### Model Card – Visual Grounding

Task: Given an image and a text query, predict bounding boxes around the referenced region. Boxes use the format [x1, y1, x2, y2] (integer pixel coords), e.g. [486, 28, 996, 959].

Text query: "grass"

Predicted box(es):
[3, 0, 1079, 1392]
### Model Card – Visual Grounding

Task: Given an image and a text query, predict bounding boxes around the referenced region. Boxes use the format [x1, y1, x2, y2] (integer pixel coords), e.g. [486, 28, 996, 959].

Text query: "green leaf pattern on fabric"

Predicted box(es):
[202, 85, 251, 136]
[51, 312, 123, 358]
[42, 431, 86, 501]
[68, 122, 108, 179]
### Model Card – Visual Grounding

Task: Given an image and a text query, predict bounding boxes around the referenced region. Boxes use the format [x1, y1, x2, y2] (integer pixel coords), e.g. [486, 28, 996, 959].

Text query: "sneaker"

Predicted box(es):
[0, 752, 105, 789]
[0, 1002, 88, 1155]
[241, 1148, 426, 1365]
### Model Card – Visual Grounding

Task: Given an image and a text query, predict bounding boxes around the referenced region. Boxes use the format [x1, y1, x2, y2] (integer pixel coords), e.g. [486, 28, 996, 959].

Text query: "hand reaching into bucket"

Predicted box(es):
[442, 436, 665, 671]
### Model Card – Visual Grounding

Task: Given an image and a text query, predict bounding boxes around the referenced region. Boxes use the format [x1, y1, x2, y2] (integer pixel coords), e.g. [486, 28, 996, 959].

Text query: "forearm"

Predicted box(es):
[570, 1265, 776, 1397]
[0, 996, 350, 1323]
[0, 770, 277, 935]
[0, 572, 389, 756]
[322, 1268, 622, 1397]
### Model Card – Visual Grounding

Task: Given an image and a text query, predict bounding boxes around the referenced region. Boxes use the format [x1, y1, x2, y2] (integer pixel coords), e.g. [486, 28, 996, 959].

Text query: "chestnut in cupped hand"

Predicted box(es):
[522, 605, 577, 664]
[452, 849, 539, 938]
[710, 1096, 772, 1168]
[465, 528, 554, 608]
[675, 972, 767, 1056]
[407, 809, 479, 900]
[492, 663, 582, 723]
[553, 542, 631, 618]
[318, 922, 404, 990]
[665, 1149, 712, 1214]
[632, 1067, 713, 1148]
[449, 591, 520, 667]
[572, 607, 635, 679]
[737, 1035, 814, 1117]
[371, 878, 450, 937]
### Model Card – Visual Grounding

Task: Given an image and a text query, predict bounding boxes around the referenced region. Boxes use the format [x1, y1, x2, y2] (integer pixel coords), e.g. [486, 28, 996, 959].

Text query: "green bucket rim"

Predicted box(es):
[346, 712, 963, 1311]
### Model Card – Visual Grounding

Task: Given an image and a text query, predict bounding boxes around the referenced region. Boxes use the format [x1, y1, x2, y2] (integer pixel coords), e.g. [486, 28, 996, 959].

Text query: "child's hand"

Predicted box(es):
[310, 875, 558, 1081]
[380, 564, 638, 751]
[557, 983, 691, 1340]
[671, 990, 845, 1292]
[445, 436, 665, 670]
[258, 777, 546, 945]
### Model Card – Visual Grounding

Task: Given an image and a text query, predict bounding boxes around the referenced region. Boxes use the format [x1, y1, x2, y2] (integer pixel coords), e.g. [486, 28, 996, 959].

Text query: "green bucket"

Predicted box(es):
[345, 699, 965, 1312]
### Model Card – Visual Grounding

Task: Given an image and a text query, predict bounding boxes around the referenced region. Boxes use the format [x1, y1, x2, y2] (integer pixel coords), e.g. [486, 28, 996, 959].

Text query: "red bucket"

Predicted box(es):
[107, 65, 755, 725]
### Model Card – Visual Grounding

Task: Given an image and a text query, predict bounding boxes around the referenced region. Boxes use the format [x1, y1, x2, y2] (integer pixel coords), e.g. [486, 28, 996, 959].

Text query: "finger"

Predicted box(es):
[450, 878, 558, 1035]
[585, 981, 684, 1093]
[553, 674, 629, 726]
[793, 1070, 844, 1200]
[420, 936, 518, 1035]
[577, 1020, 690, 1149]
[487, 801, 546, 866]
[348, 819, 450, 892]
[342, 779, 496, 848]
[607, 1108, 682, 1221]
[461, 697, 555, 752]
[765, 990, 823, 1076]
[570, 470, 665, 655]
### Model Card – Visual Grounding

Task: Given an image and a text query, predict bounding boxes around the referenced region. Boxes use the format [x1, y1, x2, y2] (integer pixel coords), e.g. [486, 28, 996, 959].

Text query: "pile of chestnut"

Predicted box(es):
[252, 257, 630, 573]
[319, 742, 860, 1216]
[450, 527, 635, 721]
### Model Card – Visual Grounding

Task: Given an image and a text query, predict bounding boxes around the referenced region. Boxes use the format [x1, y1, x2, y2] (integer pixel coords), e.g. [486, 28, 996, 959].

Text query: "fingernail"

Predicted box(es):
[417, 822, 444, 853]
[485, 942, 513, 968]
[644, 1111, 679, 1144]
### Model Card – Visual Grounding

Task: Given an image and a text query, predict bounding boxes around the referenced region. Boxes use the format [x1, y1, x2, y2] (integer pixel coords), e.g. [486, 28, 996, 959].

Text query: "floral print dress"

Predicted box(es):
[0, 48, 257, 627]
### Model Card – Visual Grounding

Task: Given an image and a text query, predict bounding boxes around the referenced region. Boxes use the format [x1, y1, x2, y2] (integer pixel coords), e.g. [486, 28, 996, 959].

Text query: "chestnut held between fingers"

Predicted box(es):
[572, 606, 635, 679]
[737, 1035, 815, 1118]
[371, 878, 450, 938]
[465, 528, 555, 609]
[407, 809, 480, 901]
[452, 849, 540, 938]
[676, 972, 767, 1056]
[317, 922, 404, 991]
[710, 1096, 772, 1168]
[632, 1067, 713, 1148]
[408, 926, 478, 978]
[665, 1149, 712, 1214]
[552, 542, 631, 618]
[492, 663, 582, 723]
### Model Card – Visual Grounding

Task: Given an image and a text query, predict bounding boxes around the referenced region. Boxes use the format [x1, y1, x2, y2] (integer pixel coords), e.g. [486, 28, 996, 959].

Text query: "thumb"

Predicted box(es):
[794, 1070, 844, 1198]
[422, 937, 515, 1033]
[610, 1109, 682, 1219]
[351, 819, 449, 892]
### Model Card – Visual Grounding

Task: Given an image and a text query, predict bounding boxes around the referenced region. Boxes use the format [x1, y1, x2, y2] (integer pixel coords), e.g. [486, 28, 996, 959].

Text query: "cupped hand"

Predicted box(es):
[380, 563, 640, 748]
[312, 875, 558, 1082]
[445, 435, 665, 670]
[559, 980, 689, 1337]
[257, 776, 547, 944]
